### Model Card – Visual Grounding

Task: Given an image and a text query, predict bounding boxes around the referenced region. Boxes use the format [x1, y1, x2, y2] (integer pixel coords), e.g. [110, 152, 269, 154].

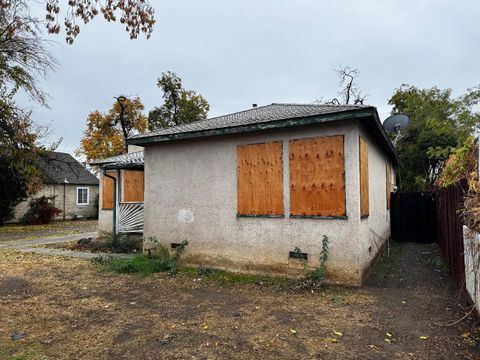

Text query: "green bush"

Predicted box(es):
[93, 239, 188, 275]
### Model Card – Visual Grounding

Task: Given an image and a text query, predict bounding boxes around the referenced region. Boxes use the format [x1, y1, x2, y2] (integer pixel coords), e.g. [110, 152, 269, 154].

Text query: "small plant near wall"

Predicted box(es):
[94, 237, 189, 275]
[294, 235, 329, 291]
[306, 235, 329, 282]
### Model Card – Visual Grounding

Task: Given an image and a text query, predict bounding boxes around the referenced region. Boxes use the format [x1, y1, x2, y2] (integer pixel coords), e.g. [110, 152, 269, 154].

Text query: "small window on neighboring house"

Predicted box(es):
[237, 141, 284, 216]
[77, 187, 89, 206]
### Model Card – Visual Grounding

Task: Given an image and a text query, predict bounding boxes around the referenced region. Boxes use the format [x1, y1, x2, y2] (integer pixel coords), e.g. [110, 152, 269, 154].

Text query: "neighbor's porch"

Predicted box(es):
[102, 166, 145, 234]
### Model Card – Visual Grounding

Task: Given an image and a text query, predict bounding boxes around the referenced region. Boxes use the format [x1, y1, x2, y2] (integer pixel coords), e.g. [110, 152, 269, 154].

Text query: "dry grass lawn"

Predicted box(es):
[0, 242, 479, 359]
[0, 220, 97, 242]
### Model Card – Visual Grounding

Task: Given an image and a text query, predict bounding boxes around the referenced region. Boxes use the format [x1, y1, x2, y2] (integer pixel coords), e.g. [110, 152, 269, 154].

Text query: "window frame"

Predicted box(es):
[76, 186, 90, 206]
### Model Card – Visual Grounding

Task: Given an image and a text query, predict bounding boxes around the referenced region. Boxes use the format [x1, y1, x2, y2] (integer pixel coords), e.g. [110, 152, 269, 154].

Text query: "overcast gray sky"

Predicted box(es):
[21, 0, 480, 156]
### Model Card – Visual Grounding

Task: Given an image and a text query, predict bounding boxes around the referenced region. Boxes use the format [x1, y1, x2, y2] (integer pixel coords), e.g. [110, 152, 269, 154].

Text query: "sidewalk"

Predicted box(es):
[0, 232, 132, 259]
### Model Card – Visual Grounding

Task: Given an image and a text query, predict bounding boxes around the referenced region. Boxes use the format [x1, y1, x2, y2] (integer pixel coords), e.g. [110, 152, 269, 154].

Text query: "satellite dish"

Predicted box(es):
[383, 113, 410, 146]
[383, 114, 410, 132]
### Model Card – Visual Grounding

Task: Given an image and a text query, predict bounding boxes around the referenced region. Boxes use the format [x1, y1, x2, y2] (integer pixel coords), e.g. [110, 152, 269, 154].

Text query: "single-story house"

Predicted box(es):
[10, 152, 99, 222]
[98, 103, 398, 286]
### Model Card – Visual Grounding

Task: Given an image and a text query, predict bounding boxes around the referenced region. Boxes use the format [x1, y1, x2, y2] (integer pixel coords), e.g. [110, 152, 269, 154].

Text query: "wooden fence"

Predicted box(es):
[391, 180, 468, 289]
[391, 192, 437, 243]
[435, 180, 468, 290]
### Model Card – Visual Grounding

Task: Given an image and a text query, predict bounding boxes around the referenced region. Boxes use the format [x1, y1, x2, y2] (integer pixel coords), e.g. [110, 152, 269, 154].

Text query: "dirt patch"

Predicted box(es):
[0, 277, 35, 300]
[0, 242, 479, 359]
[47, 234, 142, 254]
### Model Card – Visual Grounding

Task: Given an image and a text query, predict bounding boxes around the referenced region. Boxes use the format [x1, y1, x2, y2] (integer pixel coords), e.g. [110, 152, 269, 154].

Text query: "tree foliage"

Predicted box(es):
[389, 84, 480, 191]
[438, 137, 477, 188]
[148, 71, 209, 131]
[1, 0, 155, 45]
[0, 3, 57, 224]
[0, 1, 153, 224]
[77, 97, 148, 163]
[0, 1, 57, 105]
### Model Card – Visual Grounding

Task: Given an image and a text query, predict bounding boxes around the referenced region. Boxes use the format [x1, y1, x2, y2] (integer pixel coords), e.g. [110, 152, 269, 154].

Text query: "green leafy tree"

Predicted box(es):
[0, 90, 46, 224]
[148, 72, 209, 130]
[389, 84, 480, 191]
[0, 3, 57, 224]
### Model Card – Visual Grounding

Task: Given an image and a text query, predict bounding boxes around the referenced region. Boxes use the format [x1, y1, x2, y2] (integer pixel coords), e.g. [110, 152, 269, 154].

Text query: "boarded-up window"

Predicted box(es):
[289, 135, 345, 217]
[102, 170, 116, 209]
[359, 136, 369, 218]
[237, 142, 283, 216]
[123, 170, 144, 202]
[386, 161, 391, 209]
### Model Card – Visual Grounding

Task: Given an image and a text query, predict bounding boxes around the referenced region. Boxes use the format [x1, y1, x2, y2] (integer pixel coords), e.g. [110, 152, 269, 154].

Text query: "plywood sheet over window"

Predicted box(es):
[237, 142, 283, 216]
[123, 170, 144, 202]
[102, 170, 116, 209]
[359, 136, 369, 218]
[386, 161, 391, 209]
[289, 135, 345, 217]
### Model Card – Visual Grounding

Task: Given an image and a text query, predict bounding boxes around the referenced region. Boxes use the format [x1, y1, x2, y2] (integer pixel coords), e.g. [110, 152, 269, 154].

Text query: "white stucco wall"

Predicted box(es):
[463, 227, 480, 314]
[142, 120, 393, 285]
[358, 125, 393, 275]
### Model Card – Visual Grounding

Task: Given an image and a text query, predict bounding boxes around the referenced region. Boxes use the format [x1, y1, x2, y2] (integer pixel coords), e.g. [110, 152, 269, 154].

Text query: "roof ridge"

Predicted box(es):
[271, 102, 369, 108]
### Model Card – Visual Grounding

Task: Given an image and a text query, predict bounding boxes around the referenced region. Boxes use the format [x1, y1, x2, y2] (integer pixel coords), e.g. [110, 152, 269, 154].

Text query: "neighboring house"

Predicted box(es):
[98, 103, 398, 286]
[10, 152, 99, 222]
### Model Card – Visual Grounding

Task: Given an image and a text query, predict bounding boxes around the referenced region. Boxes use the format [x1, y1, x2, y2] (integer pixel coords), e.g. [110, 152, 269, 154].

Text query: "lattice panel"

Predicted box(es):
[117, 202, 144, 233]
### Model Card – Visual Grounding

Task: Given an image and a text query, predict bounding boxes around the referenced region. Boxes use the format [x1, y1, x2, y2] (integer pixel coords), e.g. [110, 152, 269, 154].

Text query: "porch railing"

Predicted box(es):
[117, 202, 144, 233]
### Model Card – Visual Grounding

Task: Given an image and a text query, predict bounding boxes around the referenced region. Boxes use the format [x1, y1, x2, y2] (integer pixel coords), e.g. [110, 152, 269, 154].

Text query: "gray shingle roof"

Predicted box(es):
[38, 152, 99, 185]
[130, 103, 366, 141]
[125, 102, 397, 163]
[90, 150, 144, 168]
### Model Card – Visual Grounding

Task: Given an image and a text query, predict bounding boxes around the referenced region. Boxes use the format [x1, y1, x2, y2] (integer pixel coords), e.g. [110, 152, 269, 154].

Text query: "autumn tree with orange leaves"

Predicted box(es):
[77, 97, 148, 163]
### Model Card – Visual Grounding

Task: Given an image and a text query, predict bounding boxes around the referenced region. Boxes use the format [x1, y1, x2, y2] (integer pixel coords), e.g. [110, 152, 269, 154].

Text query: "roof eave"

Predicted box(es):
[370, 109, 399, 165]
[101, 163, 144, 170]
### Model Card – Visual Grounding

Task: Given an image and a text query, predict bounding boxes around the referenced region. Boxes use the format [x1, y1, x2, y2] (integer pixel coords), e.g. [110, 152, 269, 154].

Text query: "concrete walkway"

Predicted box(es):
[0, 232, 133, 259]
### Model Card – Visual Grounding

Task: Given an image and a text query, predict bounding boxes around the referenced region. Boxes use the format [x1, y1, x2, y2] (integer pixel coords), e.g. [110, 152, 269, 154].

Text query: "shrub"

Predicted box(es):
[22, 196, 61, 225]
[94, 239, 189, 275]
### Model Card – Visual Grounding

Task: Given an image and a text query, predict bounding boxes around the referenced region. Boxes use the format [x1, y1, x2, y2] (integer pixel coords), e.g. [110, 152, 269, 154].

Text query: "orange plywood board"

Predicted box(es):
[237, 142, 284, 216]
[289, 135, 346, 217]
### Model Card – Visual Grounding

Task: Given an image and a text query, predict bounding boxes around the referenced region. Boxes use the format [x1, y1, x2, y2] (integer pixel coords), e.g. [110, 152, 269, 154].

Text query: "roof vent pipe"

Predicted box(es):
[252, 104, 257, 108]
